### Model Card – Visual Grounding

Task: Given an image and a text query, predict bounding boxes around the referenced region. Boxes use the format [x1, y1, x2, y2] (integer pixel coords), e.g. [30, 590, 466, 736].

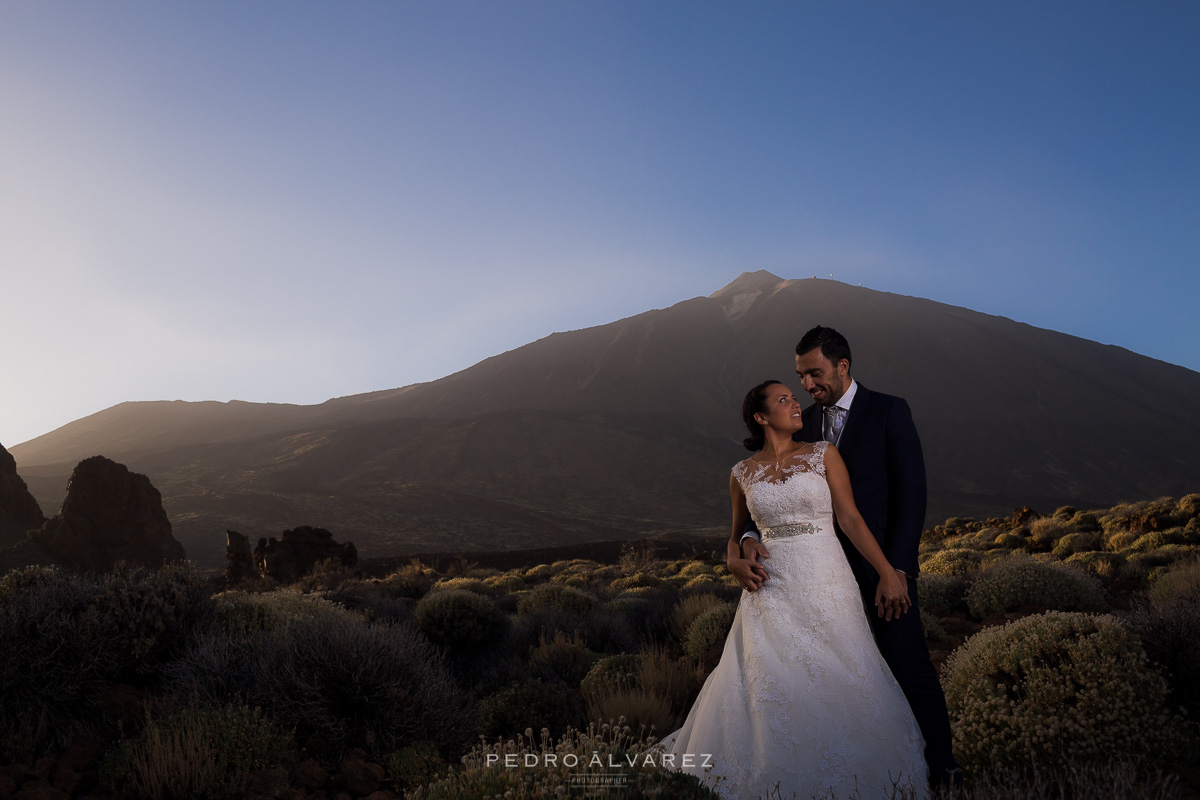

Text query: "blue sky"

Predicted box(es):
[2, 2, 1197, 447]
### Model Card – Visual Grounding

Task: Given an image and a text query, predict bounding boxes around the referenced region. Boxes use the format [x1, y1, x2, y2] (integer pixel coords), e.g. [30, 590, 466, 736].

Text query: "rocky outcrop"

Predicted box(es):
[253, 526, 357, 583]
[31, 456, 185, 571]
[225, 530, 256, 586]
[0, 442, 45, 548]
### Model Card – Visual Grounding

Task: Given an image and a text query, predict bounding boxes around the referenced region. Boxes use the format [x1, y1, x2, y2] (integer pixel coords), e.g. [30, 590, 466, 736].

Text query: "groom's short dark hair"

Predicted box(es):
[797, 325, 852, 369]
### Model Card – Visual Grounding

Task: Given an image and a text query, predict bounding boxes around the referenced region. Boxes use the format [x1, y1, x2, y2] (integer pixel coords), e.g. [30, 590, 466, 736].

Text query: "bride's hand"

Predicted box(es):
[874, 569, 911, 621]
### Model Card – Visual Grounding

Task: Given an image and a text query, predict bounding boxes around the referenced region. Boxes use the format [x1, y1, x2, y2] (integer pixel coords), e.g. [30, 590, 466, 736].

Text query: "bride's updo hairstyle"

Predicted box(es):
[742, 379, 783, 451]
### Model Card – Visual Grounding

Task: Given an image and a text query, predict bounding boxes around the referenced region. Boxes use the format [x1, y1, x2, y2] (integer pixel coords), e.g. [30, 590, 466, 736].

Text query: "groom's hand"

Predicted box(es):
[729, 539, 770, 592]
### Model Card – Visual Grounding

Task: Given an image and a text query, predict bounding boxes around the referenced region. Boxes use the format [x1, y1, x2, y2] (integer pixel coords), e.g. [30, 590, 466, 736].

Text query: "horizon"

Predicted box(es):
[3, 2, 1198, 447]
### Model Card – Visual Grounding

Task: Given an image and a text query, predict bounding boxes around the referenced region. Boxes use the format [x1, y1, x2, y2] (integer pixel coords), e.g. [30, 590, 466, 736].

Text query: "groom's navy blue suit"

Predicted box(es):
[798, 384, 958, 784]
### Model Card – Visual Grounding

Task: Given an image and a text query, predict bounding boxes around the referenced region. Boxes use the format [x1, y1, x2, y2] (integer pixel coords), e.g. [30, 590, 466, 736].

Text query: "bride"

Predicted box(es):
[661, 380, 928, 800]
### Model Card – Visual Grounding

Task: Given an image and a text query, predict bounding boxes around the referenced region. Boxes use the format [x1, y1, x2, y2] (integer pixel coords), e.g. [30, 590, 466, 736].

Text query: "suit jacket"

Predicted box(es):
[799, 384, 927, 582]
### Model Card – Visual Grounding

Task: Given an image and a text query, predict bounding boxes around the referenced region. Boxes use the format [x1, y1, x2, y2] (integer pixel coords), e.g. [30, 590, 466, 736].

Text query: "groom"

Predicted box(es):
[738, 325, 959, 790]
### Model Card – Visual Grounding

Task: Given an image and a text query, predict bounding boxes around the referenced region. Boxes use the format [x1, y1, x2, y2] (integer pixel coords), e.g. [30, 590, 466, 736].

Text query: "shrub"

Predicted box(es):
[1052, 505, 1078, 521]
[523, 564, 554, 582]
[100, 704, 296, 800]
[291, 558, 356, 592]
[381, 560, 439, 599]
[427, 577, 490, 595]
[943, 612, 1183, 771]
[638, 642, 701, 717]
[670, 593, 724, 642]
[1030, 517, 1069, 551]
[0, 564, 213, 750]
[166, 614, 474, 764]
[965, 554, 1105, 619]
[992, 532, 1029, 551]
[1180, 493, 1200, 519]
[920, 548, 984, 577]
[676, 562, 715, 579]
[477, 679, 583, 740]
[409, 724, 720, 800]
[516, 584, 598, 618]
[939, 760, 1185, 800]
[210, 589, 357, 637]
[585, 684, 677, 736]
[1052, 531, 1103, 558]
[1064, 551, 1126, 582]
[483, 572, 525, 594]
[413, 589, 509, 657]
[1070, 510, 1102, 532]
[920, 609, 946, 641]
[1130, 529, 1193, 553]
[1124, 598, 1200, 724]
[917, 573, 974, 616]
[384, 741, 448, 795]
[610, 572, 668, 592]
[1147, 556, 1200, 609]
[527, 632, 600, 687]
[684, 603, 736, 664]
[580, 655, 643, 702]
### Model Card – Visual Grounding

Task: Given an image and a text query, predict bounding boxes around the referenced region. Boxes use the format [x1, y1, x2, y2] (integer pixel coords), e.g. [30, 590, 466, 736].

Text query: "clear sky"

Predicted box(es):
[2, 1, 1197, 447]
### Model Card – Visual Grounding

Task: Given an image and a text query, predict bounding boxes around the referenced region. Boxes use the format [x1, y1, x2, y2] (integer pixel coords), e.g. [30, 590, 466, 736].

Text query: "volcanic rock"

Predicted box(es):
[254, 525, 357, 582]
[31, 456, 184, 571]
[0, 442, 45, 548]
[225, 529, 256, 586]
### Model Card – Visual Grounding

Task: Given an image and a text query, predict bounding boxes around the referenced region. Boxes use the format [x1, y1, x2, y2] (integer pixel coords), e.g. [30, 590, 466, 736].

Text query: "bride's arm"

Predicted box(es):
[728, 474, 768, 591]
[822, 445, 912, 619]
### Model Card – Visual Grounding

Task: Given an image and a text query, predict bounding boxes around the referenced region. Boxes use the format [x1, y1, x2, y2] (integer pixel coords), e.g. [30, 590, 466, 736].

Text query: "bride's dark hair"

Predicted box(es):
[742, 380, 783, 451]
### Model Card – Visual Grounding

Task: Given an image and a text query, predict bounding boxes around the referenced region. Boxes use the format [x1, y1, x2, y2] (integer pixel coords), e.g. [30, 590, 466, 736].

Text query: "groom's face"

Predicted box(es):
[795, 348, 850, 407]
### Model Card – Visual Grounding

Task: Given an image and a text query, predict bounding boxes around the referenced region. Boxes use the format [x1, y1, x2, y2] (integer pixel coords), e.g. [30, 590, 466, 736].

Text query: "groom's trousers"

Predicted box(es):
[862, 575, 959, 788]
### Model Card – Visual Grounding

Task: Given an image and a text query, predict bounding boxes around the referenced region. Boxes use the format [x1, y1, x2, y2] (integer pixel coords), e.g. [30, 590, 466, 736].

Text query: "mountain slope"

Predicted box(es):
[13, 272, 1200, 568]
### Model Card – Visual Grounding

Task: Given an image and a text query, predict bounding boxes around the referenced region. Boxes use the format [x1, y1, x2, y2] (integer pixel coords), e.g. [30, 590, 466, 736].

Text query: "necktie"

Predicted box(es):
[824, 406, 846, 444]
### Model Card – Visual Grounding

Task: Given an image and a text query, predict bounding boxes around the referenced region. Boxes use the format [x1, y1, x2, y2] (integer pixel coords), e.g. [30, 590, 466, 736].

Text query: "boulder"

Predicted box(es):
[225, 530, 256, 586]
[0, 442, 45, 548]
[31, 456, 184, 571]
[253, 526, 357, 582]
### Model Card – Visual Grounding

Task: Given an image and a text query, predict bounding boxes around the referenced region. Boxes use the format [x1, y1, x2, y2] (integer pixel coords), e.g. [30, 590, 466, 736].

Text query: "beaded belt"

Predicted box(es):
[760, 522, 817, 540]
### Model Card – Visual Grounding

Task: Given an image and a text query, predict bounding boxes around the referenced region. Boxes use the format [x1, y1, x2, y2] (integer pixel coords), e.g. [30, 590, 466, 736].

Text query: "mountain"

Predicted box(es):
[12, 272, 1200, 568]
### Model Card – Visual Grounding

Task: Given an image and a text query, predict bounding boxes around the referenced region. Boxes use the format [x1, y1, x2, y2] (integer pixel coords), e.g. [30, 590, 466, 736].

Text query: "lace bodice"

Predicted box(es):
[732, 441, 833, 534]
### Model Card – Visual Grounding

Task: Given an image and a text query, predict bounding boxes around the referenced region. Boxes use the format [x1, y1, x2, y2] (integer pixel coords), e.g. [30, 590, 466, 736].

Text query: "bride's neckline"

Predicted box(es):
[747, 442, 818, 466]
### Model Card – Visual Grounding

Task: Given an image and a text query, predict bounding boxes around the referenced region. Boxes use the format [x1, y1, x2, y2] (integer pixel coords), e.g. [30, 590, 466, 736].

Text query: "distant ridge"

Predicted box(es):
[13, 273, 1200, 568]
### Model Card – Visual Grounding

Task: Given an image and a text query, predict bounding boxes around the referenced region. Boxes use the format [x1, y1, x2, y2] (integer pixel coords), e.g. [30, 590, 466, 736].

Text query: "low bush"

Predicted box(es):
[610, 572, 668, 592]
[381, 560, 439, 599]
[920, 609, 946, 641]
[100, 704, 296, 800]
[384, 741, 448, 796]
[414, 589, 510, 657]
[943, 612, 1184, 772]
[166, 613, 474, 764]
[528, 632, 600, 687]
[580, 654, 643, 702]
[684, 603, 736, 665]
[0, 564, 212, 750]
[477, 679, 583, 740]
[920, 548, 984, 577]
[965, 554, 1105, 619]
[516, 584, 598, 618]
[1052, 532, 1103, 558]
[638, 642, 701, 718]
[917, 573, 974, 616]
[670, 593, 725, 642]
[1064, 551, 1126, 582]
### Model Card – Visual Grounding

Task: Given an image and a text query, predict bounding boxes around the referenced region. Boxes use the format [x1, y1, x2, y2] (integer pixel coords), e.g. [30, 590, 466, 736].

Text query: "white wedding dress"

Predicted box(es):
[661, 442, 928, 800]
